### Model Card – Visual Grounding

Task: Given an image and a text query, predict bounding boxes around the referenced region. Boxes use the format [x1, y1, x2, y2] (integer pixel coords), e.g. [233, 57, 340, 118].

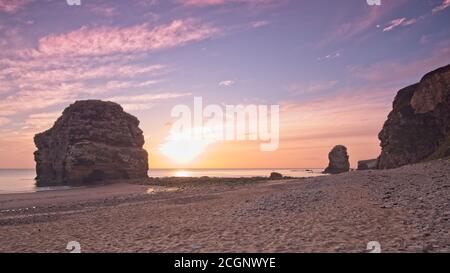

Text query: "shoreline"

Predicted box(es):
[0, 158, 448, 253]
[0, 168, 325, 195]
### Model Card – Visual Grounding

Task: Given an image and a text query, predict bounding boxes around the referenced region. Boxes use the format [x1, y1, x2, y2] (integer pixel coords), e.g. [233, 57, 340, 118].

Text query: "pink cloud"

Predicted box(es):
[107, 92, 192, 111]
[0, 63, 168, 116]
[319, 0, 409, 47]
[383, 18, 405, 32]
[0, 19, 215, 119]
[1, 59, 164, 85]
[34, 19, 218, 57]
[0, 84, 81, 116]
[219, 80, 235, 86]
[250, 20, 270, 28]
[88, 4, 119, 17]
[383, 17, 421, 32]
[319, 7, 382, 47]
[139, 0, 159, 6]
[107, 92, 192, 103]
[179, 0, 277, 7]
[433, 0, 450, 13]
[0, 0, 32, 13]
[0, 52, 167, 117]
[382, 0, 450, 32]
[21, 112, 61, 131]
[317, 51, 341, 61]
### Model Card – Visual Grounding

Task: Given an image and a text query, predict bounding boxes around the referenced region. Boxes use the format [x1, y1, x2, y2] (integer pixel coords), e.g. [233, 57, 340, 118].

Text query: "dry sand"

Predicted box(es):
[0, 159, 449, 253]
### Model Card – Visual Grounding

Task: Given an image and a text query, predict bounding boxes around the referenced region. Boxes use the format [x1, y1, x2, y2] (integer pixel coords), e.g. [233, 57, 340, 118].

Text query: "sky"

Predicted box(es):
[0, 0, 449, 169]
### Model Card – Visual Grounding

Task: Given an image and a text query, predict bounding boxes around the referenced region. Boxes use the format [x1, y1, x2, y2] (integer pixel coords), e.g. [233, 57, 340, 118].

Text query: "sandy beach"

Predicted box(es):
[0, 158, 449, 253]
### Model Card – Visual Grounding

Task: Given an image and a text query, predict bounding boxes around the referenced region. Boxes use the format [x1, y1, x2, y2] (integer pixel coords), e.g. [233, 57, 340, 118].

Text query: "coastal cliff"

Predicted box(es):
[378, 65, 450, 169]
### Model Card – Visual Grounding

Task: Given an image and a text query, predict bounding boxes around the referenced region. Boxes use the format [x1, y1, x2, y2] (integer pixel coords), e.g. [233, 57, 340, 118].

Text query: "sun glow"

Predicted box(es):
[159, 127, 217, 164]
[174, 170, 191, 177]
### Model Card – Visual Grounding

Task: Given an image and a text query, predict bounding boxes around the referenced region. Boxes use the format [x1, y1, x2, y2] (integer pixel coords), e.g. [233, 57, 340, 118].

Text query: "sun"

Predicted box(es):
[159, 127, 216, 164]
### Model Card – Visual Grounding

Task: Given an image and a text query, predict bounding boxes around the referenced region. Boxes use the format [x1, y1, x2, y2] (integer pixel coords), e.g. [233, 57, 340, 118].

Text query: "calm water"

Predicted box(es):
[0, 168, 324, 194]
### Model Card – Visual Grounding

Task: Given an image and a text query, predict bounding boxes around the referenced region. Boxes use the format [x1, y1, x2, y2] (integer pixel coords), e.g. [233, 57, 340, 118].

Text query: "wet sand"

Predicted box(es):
[0, 159, 449, 253]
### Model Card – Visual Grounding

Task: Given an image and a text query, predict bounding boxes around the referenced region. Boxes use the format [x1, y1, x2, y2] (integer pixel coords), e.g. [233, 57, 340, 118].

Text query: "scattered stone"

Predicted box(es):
[191, 244, 202, 250]
[269, 172, 283, 180]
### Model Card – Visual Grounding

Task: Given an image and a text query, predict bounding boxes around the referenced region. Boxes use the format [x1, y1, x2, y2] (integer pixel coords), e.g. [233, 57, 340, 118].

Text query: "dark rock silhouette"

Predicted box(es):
[34, 100, 149, 186]
[269, 172, 283, 179]
[323, 145, 350, 174]
[378, 64, 450, 169]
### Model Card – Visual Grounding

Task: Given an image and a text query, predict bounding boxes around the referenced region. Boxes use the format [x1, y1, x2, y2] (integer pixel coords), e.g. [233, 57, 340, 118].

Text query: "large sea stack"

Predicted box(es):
[378, 64, 450, 169]
[34, 100, 149, 186]
[323, 145, 350, 174]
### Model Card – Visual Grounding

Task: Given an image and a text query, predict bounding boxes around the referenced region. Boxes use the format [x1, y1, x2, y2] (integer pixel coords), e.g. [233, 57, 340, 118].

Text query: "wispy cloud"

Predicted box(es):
[178, 0, 278, 7]
[107, 92, 192, 111]
[219, 80, 235, 86]
[0, 58, 165, 86]
[319, 7, 382, 47]
[250, 20, 270, 28]
[21, 112, 61, 131]
[317, 51, 341, 61]
[107, 92, 192, 103]
[88, 4, 119, 17]
[0, 52, 167, 116]
[382, 0, 450, 32]
[433, 0, 450, 13]
[0, 0, 32, 13]
[0, 18, 219, 118]
[33, 19, 218, 57]
[319, 0, 409, 46]
[382, 17, 417, 32]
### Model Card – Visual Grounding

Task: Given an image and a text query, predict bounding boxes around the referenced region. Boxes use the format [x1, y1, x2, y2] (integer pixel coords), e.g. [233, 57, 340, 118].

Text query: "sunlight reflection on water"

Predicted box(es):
[0, 168, 324, 194]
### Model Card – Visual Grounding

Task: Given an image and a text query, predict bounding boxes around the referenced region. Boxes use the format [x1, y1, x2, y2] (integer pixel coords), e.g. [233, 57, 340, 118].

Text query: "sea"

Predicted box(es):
[0, 168, 325, 194]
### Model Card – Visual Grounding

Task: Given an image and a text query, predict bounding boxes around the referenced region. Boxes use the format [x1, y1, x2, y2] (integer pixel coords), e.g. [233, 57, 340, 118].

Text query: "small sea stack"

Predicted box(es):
[34, 100, 149, 186]
[323, 145, 350, 174]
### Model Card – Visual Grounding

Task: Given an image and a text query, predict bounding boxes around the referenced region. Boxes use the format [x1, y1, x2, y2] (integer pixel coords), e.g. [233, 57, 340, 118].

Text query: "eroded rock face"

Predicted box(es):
[378, 65, 450, 169]
[34, 100, 149, 186]
[324, 145, 350, 174]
